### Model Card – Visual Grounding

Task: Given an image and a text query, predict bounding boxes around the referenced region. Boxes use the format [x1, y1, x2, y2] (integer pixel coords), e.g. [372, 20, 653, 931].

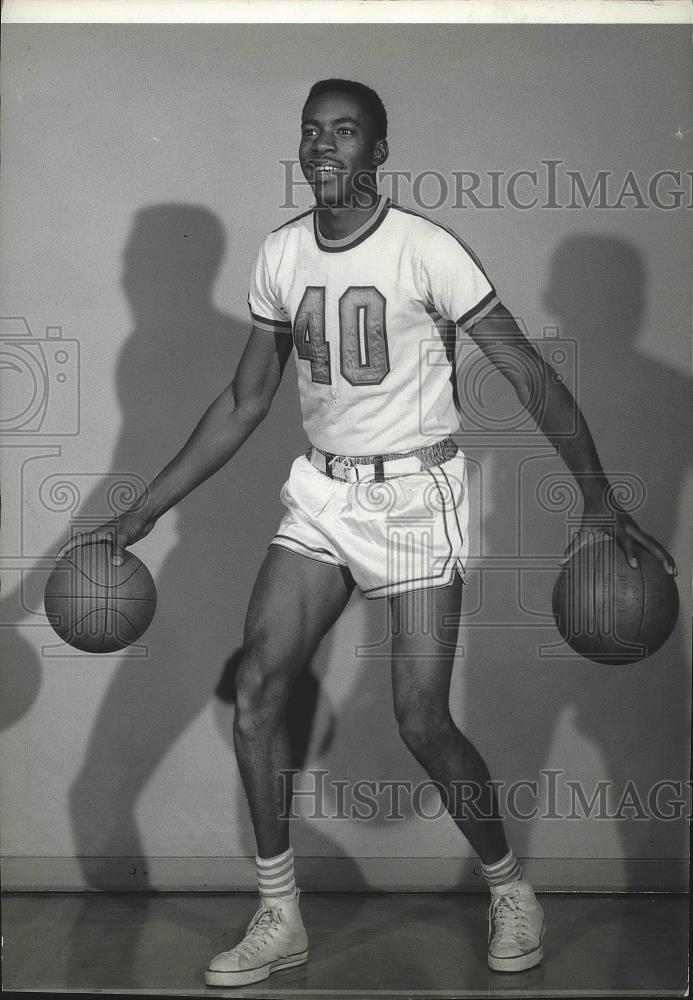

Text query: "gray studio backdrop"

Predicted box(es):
[1, 23, 690, 892]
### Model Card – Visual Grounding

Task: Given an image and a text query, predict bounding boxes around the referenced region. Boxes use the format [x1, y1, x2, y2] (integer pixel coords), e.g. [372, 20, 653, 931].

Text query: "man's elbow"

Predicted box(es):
[230, 383, 272, 427]
[508, 350, 551, 407]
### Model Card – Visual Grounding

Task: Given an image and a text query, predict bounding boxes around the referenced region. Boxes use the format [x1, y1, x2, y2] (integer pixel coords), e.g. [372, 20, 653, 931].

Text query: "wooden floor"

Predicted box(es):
[1, 891, 689, 997]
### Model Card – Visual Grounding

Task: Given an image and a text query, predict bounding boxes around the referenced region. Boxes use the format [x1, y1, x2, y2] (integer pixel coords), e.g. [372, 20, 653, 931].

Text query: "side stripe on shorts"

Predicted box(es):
[426, 468, 457, 577]
[437, 464, 466, 552]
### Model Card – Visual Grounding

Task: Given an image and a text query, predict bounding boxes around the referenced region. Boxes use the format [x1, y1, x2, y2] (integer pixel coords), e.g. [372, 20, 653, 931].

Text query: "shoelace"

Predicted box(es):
[234, 904, 283, 959]
[489, 890, 530, 940]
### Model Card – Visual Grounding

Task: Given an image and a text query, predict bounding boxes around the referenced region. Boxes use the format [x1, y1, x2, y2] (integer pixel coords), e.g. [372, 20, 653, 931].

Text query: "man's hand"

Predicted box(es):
[55, 508, 156, 567]
[560, 498, 678, 576]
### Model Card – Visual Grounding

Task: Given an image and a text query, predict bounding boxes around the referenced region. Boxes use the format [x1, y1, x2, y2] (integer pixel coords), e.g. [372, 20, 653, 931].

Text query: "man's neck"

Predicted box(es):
[315, 192, 381, 241]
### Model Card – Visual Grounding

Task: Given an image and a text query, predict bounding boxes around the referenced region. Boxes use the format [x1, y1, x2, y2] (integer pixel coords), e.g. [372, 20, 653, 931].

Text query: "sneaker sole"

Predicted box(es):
[487, 926, 544, 973]
[205, 949, 308, 987]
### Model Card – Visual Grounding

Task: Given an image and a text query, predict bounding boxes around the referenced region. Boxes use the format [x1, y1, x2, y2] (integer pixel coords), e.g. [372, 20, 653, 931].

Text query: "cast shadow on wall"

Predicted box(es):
[0, 204, 361, 987]
[460, 234, 689, 896]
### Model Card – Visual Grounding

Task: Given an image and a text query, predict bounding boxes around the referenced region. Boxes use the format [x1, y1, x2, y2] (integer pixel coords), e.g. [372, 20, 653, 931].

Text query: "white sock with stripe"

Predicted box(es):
[481, 848, 523, 894]
[256, 846, 297, 903]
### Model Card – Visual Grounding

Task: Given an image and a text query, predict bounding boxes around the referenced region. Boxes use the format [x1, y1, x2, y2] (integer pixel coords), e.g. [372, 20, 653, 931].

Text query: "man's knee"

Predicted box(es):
[395, 703, 454, 758]
[234, 638, 293, 733]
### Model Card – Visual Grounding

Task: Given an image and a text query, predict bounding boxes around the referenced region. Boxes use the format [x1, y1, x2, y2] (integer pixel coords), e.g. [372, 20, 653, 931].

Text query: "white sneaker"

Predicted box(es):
[205, 891, 308, 987]
[487, 880, 545, 972]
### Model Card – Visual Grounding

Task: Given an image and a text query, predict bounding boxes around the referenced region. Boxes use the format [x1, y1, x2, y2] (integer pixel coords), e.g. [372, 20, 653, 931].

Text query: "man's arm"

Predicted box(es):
[57, 326, 294, 563]
[465, 302, 677, 574]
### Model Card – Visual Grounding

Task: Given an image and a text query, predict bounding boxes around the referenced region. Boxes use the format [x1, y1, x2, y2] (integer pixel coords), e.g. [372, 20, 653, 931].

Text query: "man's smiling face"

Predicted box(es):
[299, 90, 387, 208]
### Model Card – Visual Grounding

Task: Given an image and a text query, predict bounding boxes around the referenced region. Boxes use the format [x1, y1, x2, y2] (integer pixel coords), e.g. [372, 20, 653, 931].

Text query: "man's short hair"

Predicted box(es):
[303, 79, 388, 140]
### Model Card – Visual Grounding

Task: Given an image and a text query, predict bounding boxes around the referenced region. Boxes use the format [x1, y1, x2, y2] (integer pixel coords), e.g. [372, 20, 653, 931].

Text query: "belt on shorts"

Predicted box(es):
[306, 436, 460, 483]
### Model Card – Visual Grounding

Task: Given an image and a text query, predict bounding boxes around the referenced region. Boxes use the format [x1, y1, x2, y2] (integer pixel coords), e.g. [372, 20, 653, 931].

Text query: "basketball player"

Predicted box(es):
[58, 80, 677, 987]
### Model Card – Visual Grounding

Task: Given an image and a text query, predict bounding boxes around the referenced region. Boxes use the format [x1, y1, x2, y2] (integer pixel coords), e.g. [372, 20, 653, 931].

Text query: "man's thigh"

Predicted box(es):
[389, 576, 464, 709]
[243, 544, 355, 667]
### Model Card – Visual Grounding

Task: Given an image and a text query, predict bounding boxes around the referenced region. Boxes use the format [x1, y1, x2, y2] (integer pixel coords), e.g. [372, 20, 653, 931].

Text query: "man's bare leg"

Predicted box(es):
[206, 546, 354, 987]
[389, 575, 508, 863]
[233, 544, 354, 858]
[389, 575, 545, 972]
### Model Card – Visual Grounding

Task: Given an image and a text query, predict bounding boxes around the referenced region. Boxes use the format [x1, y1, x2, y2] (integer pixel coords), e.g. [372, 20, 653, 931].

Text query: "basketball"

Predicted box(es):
[552, 535, 679, 665]
[44, 542, 157, 653]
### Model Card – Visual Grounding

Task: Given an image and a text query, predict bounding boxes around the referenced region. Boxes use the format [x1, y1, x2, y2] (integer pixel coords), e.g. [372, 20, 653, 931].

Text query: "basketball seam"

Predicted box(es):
[111, 606, 145, 645]
[61, 556, 145, 589]
[114, 607, 141, 631]
[66, 607, 103, 632]
[62, 607, 107, 634]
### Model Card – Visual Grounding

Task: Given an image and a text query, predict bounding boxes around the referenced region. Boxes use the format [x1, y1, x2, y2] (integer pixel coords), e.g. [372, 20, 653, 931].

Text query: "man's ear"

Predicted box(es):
[373, 139, 389, 166]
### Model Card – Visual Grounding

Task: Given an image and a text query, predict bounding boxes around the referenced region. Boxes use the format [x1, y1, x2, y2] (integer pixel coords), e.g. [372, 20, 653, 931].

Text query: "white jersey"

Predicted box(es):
[248, 195, 499, 455]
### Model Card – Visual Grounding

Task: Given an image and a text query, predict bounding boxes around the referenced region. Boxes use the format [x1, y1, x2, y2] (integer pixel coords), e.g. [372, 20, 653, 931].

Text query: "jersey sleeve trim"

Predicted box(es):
[456, 290, 501, 331]
[248, 301, 292, 334]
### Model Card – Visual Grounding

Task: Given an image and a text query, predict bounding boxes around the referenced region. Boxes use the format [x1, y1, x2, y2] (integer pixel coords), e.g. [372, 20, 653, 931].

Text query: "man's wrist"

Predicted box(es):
[575, 474, 612, 511]
[128, 489, 160, 523]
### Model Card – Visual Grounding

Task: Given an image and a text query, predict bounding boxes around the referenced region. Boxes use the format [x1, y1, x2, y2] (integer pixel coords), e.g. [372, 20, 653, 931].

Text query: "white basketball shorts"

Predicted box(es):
[269, 448, 469, 599]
